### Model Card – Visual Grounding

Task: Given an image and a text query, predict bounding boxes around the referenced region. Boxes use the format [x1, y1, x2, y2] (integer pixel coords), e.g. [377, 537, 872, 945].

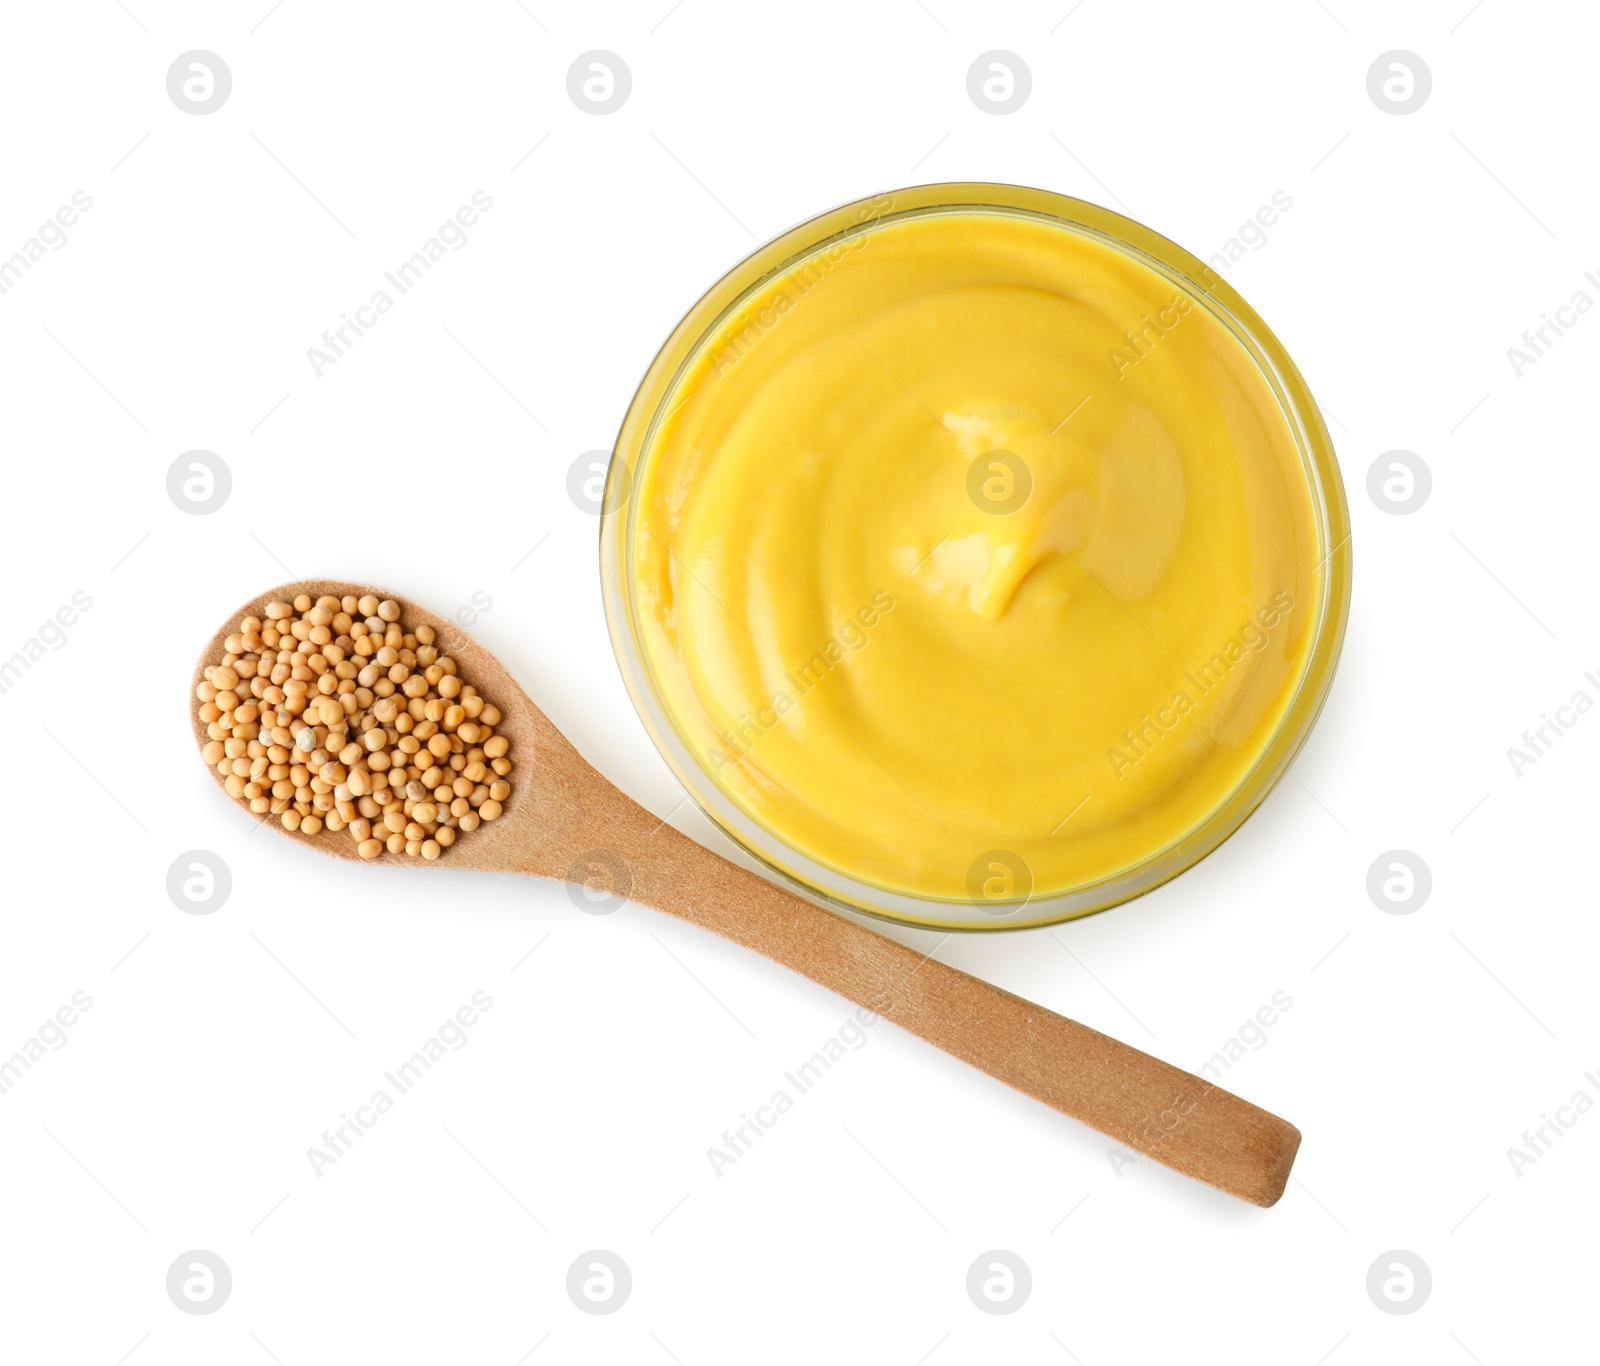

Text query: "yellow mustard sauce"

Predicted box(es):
[633, 209, 1320, 902]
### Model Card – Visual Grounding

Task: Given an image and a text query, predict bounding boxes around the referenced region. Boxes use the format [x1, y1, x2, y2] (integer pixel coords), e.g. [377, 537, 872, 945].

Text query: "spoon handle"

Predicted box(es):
[569, 789, 1300, 1207]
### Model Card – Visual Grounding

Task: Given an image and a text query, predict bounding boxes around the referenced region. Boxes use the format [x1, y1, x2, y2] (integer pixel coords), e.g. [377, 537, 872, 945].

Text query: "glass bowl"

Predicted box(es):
[600, 182, 1351, 931]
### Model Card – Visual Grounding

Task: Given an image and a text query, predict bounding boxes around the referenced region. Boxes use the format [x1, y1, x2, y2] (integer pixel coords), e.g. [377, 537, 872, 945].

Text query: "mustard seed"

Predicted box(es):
[198, 591, 511, 859]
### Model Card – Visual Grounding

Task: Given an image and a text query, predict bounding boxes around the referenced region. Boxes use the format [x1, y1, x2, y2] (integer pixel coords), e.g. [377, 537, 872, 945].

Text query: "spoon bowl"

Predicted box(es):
[192, 579, 542, 873]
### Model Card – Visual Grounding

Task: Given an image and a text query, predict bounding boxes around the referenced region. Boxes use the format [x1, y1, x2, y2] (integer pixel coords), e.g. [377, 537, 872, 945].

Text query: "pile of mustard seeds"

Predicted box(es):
[196, 593, 512, 859]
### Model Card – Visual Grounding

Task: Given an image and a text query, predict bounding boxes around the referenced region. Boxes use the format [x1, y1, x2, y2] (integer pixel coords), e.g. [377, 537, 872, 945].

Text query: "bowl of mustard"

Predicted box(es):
[601, 182, 1351, 930]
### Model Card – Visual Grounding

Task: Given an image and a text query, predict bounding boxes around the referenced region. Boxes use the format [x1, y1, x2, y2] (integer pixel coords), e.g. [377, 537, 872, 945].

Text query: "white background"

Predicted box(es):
[1, 1, 1595, 1361]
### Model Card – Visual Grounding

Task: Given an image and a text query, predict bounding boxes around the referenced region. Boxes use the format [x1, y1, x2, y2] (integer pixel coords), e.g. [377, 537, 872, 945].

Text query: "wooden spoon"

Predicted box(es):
[194, 580, 1301, 1206]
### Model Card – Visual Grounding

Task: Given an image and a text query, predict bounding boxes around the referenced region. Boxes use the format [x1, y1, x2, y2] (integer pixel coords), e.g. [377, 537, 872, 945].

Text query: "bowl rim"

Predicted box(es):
[600, 180, 1353, 932]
